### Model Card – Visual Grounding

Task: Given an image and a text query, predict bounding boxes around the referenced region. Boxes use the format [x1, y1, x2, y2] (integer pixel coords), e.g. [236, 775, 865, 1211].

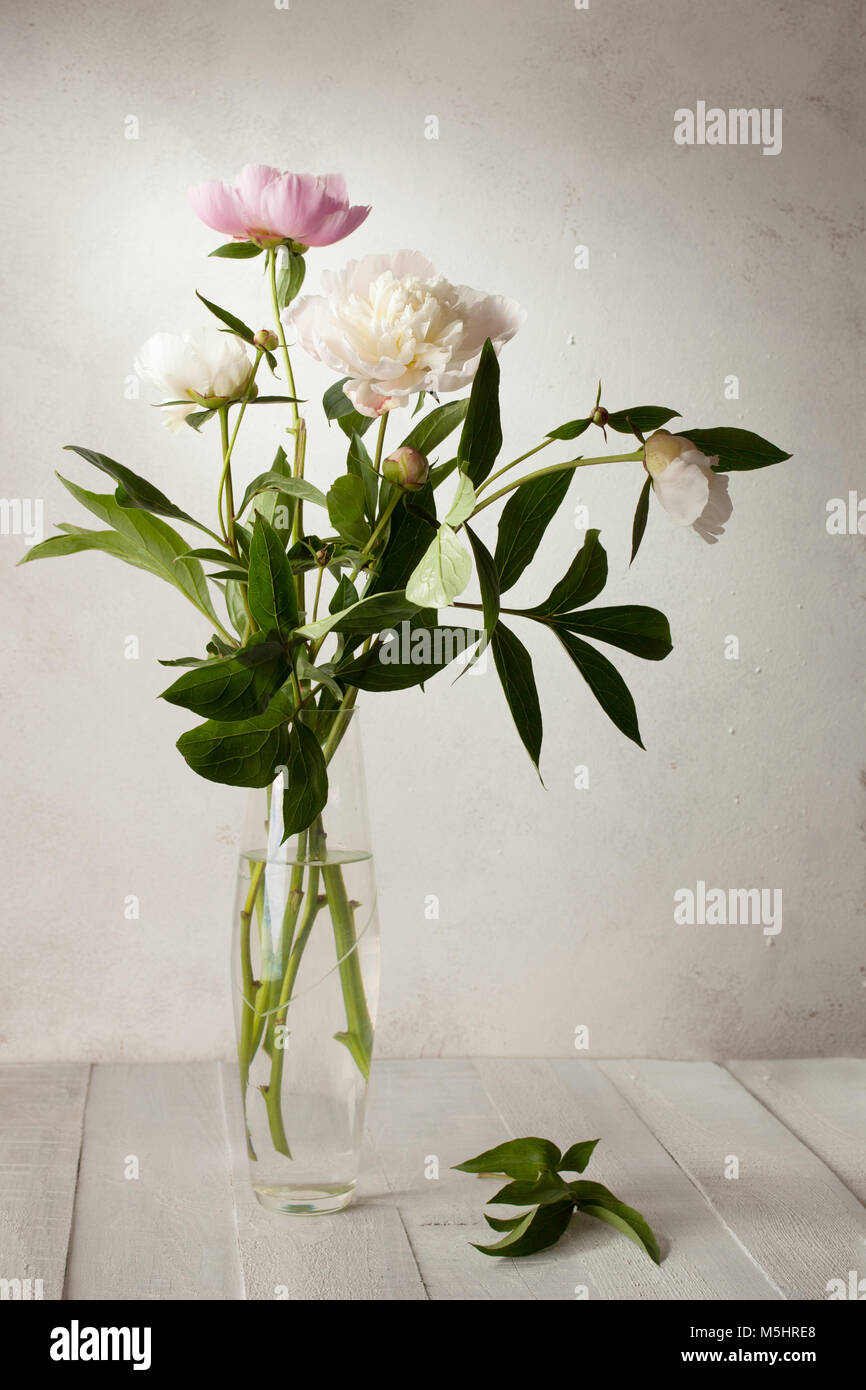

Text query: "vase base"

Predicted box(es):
[253, 1183, 356, 1215]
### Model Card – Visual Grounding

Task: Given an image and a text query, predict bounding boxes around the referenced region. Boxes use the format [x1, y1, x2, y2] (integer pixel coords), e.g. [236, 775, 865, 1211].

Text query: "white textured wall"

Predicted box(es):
[1, 0, 863, 1062]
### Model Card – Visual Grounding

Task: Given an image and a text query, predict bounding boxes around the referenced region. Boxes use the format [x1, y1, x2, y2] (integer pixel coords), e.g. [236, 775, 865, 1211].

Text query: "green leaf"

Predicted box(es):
[209, 241, 263, 259]
[607, 405, 680, 435]
[465, 525, 500, 637]
[280, 721, 328, 840]
[368, 484, 438, 595]
[555, 605, 673, 661]
[276, 250, 306, 309]
[472, 1200, 574, 1258]
[631, 474, 652, 565]
[458, 339, 502, 487]
[575, 1191, 661, 1265]
[558, 1140, 600, 1173]
[444, 472, 477, 526]
[225, 579, 248, 638]
[337, 624, 480, 691]
[322, 378, 376, 439]
[159, 632, 289, 720]
[327, 475, 371, 549]
[484, 1213, 527, 1232]
[682, 426, 791, 472]
[555, 628, 644, 748]
[493, 470, 572, 594]
[329, 574, 360, 614]
[491, 623, 543, 774]
[453, 1136, 562, 1180]
[401, 399, 469, 456]
[525, 527, 607, 616]
[295, 653, 342, 699]
[547, 417, 591, 442]
[176, 690, 294, 788]
[297, 590, 420, 641]
[238, 471, 327, 517]
[62, 446, 210, 535]
[247, 515, 298, 639]
[31, 476, 221, 628]
[347, 433, 379, 525]
[195, 290, 256, 345]
[184, 408, 218, 432]
[405, 524, 472, 608]
[488, 1172, 572, 1207]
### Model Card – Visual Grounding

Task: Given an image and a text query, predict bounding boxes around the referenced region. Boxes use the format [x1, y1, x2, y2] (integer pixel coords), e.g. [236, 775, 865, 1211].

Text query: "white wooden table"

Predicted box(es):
[2, 1058, 863, 1300]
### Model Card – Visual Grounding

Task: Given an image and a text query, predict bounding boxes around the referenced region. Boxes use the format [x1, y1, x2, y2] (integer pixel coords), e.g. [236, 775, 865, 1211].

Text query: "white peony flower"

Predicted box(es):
[643, 430, 732, 543]
[285, 251, 524, 417]
[134, 327, 253, 431]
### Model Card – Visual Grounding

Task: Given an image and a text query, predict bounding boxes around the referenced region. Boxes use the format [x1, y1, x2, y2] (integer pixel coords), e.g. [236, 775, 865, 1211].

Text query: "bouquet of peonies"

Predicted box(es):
[23, 163, 789, 1221]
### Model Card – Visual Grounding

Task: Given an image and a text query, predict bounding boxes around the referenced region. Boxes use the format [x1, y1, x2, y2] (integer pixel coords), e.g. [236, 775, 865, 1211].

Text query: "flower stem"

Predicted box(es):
[372, 413, 388, 473]
[471, 449, 643, 515]
[476, 438, 553, 494]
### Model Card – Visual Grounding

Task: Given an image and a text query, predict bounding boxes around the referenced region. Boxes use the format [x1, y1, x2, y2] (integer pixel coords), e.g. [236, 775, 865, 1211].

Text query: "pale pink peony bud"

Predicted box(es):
[381, 447, 430, 491]
[253, 329, 279, 351]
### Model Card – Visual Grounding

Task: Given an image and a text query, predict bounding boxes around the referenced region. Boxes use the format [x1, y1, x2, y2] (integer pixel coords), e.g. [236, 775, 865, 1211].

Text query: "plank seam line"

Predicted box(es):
[720, 1061, 865, 1210]
[391, 1203, 432, 1301]
[598, 1062, 787, 1301]
[60, 1062, 93, 1302]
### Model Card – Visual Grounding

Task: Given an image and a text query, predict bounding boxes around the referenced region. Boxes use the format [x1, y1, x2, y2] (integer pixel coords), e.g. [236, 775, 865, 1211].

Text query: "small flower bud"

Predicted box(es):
[381, 446, 430, 491]
[315, 546, 331, 567]
[253, 329, 279, 351]
[591, 406, 609, 427]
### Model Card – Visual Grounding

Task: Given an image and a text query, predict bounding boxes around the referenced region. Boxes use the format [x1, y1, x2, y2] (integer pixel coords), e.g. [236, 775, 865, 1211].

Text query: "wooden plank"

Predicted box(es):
[64, 1062, 241, 1300]
[0, 1063, 89, 1300]
[363, 1058, 539, 1299]
[726, 1059, 866, 1203]
[602, 1060, 866, 1300]
[220, 1063, 427, 1300]
[476, 1058, 780, 1300]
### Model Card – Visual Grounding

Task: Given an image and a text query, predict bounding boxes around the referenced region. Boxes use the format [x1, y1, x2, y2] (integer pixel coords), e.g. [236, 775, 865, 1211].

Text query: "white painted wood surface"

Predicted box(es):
[601, 1060, 866, 1301]
[726, 1058, 866, 1203]
[0, 1059, 861, 1300]
[0, 1063, 89, 1300]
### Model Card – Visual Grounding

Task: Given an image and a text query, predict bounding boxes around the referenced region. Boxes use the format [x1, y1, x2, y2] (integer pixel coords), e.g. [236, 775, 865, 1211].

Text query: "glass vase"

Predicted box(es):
[231, 707, 380, 1215]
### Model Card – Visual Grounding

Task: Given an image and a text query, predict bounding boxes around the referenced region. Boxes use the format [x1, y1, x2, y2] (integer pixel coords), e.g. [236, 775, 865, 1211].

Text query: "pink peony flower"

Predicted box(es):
[188, 164, 370, 249]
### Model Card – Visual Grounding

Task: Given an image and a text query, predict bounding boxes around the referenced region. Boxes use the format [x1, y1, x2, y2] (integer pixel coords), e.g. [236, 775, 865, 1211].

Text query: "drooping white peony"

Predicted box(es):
[285, 251, 524, 417]
[134, 327, 253, 431]
[643, 430, 732, 543]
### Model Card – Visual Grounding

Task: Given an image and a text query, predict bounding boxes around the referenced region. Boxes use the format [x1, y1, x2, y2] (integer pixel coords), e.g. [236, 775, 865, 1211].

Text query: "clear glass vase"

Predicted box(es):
[231, 707, 380, 1215]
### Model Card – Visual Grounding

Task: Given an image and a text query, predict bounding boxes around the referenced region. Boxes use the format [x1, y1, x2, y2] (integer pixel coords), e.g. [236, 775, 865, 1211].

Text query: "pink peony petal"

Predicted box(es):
[301, 203, 371, 247]
[188, 180, 247, 237]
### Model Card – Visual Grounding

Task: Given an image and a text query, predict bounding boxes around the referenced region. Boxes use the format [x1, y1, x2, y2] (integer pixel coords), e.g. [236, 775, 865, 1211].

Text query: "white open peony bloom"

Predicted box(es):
[643, 430, 732, 543]
[285, 251, 524, 417]
[134, 327, 253, 432]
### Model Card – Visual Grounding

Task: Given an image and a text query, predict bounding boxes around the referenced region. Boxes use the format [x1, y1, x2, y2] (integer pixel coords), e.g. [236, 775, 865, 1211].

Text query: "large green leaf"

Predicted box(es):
[25, 476, 221, 628]
[493, 469, 572, 594]
[327, 475, 371, 549]
[525, 527, 607, 616]
[488, 1173, 572, 1207]
[631, 474, 652, 565]
[472, 1200, 574, 1258]
[297, 590, 420, 641]
[558, 1140, 600, 1173]
[405, 524, 471, 608]
[346, 433, 379, 526]
[465, 525, 500, 637]
[281, 721, 328, 840]
[63, 446, 212, 535]
[491, 622, 543, 774]
[247, 516, 298, 640]
[454, 1136, 562, 1180]
[682, 426, 791, 472]
[457, 339, 501, 487]
[322, 378, 376, 439]
[556, 605, 673, 661]
[555, 628, 644, 748]
[337, 624, 480, 691]
[368, 485, 438, 595]
[607, 405, 680, 435]
[176, 691, 294, 787]
[401, 399, 469, 456]
[159, 632, 289, 720]
[238, 470, 327, 517]
[574, 1189, 661, 1265]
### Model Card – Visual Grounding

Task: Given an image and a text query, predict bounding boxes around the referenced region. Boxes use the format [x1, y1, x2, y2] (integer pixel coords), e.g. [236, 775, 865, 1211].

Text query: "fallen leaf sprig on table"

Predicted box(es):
[453, 1136, 660, 1262]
